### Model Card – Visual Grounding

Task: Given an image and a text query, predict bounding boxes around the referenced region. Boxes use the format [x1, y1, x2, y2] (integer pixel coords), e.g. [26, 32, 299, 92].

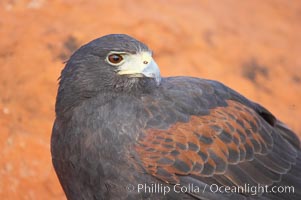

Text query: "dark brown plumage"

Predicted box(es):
[51, 34, 301, 200]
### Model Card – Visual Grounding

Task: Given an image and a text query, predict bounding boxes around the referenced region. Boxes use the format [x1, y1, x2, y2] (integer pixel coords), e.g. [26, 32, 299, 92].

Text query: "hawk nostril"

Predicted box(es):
[143, 61, 148, 64]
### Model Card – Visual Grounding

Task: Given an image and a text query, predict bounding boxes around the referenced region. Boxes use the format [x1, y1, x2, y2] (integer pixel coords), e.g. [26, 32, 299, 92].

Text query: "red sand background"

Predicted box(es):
[0, 0, 300, 199]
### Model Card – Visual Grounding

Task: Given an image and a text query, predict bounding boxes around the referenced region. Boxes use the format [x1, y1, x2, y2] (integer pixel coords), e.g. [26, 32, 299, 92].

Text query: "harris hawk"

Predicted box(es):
[51, 34, 301, 200]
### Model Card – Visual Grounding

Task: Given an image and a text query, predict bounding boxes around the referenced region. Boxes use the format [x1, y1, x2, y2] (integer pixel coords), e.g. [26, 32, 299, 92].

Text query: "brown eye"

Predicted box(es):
[108, 54, 123, 64]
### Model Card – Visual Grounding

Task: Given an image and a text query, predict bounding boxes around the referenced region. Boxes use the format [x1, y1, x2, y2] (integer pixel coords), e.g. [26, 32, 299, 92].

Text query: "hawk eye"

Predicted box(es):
[107, 54, 123, 64]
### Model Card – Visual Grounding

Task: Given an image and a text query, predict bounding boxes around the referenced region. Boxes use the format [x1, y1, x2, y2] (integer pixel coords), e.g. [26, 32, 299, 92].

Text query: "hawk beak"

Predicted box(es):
[141, 60, 161, 85]
[117, 52, 161, 85]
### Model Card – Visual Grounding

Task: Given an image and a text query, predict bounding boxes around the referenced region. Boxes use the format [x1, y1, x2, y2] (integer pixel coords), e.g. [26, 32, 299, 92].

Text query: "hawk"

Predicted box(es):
[51, 34, 301, 200]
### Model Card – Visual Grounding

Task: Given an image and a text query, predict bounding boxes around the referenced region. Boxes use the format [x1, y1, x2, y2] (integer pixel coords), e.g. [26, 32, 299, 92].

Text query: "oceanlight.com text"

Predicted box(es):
[126, 183, 295, 196]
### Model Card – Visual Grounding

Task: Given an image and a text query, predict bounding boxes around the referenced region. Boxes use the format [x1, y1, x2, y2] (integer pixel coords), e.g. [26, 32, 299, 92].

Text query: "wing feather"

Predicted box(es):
[134, 99, 300, 199]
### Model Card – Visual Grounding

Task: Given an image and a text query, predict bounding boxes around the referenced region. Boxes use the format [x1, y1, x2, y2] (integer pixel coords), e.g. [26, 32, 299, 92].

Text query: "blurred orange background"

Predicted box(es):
[0, 0, 300, 199]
